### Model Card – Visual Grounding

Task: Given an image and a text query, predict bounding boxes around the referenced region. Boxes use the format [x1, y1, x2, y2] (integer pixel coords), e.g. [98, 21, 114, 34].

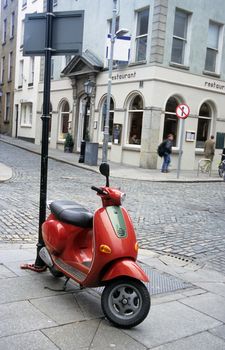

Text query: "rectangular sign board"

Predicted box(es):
[23, 11, 84, 56]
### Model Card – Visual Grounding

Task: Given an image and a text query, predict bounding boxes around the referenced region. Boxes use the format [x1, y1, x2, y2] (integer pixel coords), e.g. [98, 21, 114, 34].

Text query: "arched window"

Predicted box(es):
[127, 95, 143, 145]
[101, 97, 114, 142]
[163, 97, 179, 145]
[59, 100, 70, 139]
[196, 103, 212, 148]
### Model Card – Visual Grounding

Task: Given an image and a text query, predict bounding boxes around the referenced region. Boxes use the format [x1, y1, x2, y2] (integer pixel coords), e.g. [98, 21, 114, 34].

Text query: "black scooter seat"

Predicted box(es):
[50, 200, 93, 228]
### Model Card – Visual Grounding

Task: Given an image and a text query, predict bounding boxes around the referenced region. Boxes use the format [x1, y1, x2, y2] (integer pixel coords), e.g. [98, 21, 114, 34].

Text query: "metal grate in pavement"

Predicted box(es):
[94, 262, 192, 296]
[140, 263, 192, 295]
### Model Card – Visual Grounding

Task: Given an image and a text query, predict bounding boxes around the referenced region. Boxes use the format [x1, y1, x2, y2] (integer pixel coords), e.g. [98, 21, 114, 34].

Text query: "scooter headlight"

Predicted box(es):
[120, 193, 126, 205]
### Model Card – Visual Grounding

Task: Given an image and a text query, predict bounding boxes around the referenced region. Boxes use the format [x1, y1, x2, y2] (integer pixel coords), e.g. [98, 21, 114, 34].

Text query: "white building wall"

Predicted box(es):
[13, 0, 43, 141]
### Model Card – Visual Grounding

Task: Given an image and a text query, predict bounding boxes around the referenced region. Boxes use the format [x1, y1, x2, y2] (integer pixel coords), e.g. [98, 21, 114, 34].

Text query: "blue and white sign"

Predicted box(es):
[106, 35, 131, 62]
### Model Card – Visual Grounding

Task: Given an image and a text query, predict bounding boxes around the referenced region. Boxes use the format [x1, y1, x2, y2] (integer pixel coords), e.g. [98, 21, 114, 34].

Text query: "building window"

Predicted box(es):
[101, 97, 114, 143]
[65, 55, 72, 65]
[59, 101, 70, 139]
[29, 57, 35, 86]
[196, 103, 212, 148]
[205, 21, 222, 73]
[5, 92, 10, 121]
[127, 95, 143, 145]
[163, 97, 179, 146]
[20, 20, 24, 48]
[53, 0, 57, 6]
[1, 57, 5, 84]
[135, 8, 149, 62]
[2, 19, 7, 44]
[51, 58, 54, 79]
[21, 103, 32, 126]
[18, 60, 24, 88]
[8, 52, 13, 81]
[3, 0, 8, 8]
[171, 9, 189, 65]
[108, 16, 120, 34]
[10, 12, 15, 38]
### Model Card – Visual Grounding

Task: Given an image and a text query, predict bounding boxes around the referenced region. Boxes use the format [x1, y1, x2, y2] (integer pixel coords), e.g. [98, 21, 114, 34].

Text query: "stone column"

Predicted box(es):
[140, 107, 162, 169]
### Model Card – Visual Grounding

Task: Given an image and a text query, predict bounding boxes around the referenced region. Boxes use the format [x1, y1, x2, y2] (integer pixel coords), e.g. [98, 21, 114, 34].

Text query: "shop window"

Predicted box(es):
[205, 21, 221, 73]
[196, 103, 211, 148]
[135, 8, 149, 62]
[127, 95, 143, 145]
[163, 97, 179, 146]
[171, 9, 189, 65]
[101, 98, 114, 142]
[59, 100, 70, 139]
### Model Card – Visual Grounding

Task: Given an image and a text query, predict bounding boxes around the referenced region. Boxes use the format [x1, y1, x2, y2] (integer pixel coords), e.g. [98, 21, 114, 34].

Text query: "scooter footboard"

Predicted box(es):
[102, 259, 149, 283]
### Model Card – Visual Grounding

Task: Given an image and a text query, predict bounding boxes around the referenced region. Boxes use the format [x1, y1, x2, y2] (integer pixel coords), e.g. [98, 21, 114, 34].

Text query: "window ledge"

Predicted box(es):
[129, 60, 147, 67]
[171, 147, 180, 154]
[122, 145, 141, 152]
[20, 124, 32, 128]
[169, 62, 190, 70]
[195, 148, 204, 155]
[57, 139, 65, 144]
[202, 70, 220, 78]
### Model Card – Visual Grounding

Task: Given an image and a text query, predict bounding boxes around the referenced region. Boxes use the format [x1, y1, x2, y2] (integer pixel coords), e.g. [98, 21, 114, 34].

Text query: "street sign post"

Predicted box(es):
[176, 104, 190, 179]
[23, 0, 84, 268]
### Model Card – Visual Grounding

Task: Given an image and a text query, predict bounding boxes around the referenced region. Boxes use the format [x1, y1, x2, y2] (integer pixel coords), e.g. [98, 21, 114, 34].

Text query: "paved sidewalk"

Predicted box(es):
[0, 243, 225, 349]
[0, 134, 223, 182]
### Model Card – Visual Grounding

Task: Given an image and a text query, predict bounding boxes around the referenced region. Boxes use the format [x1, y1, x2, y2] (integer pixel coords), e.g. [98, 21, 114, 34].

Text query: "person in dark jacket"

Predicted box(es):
[161, 134, 174, 173]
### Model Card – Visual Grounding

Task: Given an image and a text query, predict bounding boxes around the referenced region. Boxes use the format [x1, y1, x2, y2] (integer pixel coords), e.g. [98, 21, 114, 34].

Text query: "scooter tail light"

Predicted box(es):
[99, 244, 112, 254]
[134, 242, 139, 252]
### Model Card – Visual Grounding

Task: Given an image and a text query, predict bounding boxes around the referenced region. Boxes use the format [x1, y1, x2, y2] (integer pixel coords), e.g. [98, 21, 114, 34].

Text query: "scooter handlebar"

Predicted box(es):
[91, 186, 106, 195]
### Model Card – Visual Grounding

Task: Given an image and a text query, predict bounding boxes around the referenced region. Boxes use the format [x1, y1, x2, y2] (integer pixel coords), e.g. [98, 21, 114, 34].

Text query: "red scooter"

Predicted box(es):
[39, 163, 150, 328]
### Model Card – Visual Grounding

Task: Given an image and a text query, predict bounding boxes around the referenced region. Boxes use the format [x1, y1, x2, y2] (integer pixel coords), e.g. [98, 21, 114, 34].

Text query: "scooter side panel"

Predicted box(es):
[102, 259, 149, 282]
[42, 214, 83, 255]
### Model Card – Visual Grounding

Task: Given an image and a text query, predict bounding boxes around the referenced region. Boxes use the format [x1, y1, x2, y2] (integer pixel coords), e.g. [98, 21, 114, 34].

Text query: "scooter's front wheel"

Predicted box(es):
[101, 277, 150, 328]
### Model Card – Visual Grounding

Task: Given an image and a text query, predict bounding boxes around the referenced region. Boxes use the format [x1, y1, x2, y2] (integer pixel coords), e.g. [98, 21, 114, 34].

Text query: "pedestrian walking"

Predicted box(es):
[200, 135, 215, 173]
[204, 135, 215, 161]
[158, 134, 174, 173]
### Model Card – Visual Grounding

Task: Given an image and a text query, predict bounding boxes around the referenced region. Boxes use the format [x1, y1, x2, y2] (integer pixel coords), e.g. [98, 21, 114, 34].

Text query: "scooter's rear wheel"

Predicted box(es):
[101, 277, 150, 328]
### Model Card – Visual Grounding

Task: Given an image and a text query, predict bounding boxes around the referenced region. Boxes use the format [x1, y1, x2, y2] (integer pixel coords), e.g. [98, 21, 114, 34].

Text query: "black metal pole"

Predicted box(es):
[34, 0, 53, 267]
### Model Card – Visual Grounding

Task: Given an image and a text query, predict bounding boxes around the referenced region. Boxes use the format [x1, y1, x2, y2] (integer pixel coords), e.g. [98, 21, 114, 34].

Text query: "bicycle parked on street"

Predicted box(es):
[218, 149, 225, 180]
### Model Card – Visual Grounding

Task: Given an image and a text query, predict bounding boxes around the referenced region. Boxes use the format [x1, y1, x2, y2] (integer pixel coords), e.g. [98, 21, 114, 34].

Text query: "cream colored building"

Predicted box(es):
[35, 0, 225, 170]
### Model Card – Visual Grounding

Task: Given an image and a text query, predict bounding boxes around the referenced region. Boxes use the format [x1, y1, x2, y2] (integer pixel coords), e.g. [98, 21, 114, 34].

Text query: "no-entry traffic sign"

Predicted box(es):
[176, 104, 190, 119]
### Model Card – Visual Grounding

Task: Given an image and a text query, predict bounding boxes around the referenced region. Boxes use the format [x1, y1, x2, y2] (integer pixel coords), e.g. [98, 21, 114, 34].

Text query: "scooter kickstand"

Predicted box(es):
[63, 277, 70, 291]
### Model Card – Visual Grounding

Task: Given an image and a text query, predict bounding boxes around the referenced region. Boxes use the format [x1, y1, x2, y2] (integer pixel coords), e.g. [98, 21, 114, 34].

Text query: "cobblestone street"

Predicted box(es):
[1, 141, 225, 274]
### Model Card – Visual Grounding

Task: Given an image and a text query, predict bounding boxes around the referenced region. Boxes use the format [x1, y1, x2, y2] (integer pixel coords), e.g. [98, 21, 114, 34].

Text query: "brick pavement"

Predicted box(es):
[0, 141, 225, 274]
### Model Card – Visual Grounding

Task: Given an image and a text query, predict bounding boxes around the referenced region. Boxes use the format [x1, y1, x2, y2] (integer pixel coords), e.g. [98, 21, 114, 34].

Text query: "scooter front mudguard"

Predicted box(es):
[102, 259, 149, 283]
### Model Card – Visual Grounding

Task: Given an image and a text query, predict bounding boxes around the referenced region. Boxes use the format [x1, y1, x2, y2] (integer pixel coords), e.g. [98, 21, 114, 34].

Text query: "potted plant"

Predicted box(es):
[64, 133, 74, 153]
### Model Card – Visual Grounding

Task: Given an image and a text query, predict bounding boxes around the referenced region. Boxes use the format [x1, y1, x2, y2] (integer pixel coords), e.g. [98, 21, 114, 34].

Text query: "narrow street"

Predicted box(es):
[0, 141, 225, 274]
